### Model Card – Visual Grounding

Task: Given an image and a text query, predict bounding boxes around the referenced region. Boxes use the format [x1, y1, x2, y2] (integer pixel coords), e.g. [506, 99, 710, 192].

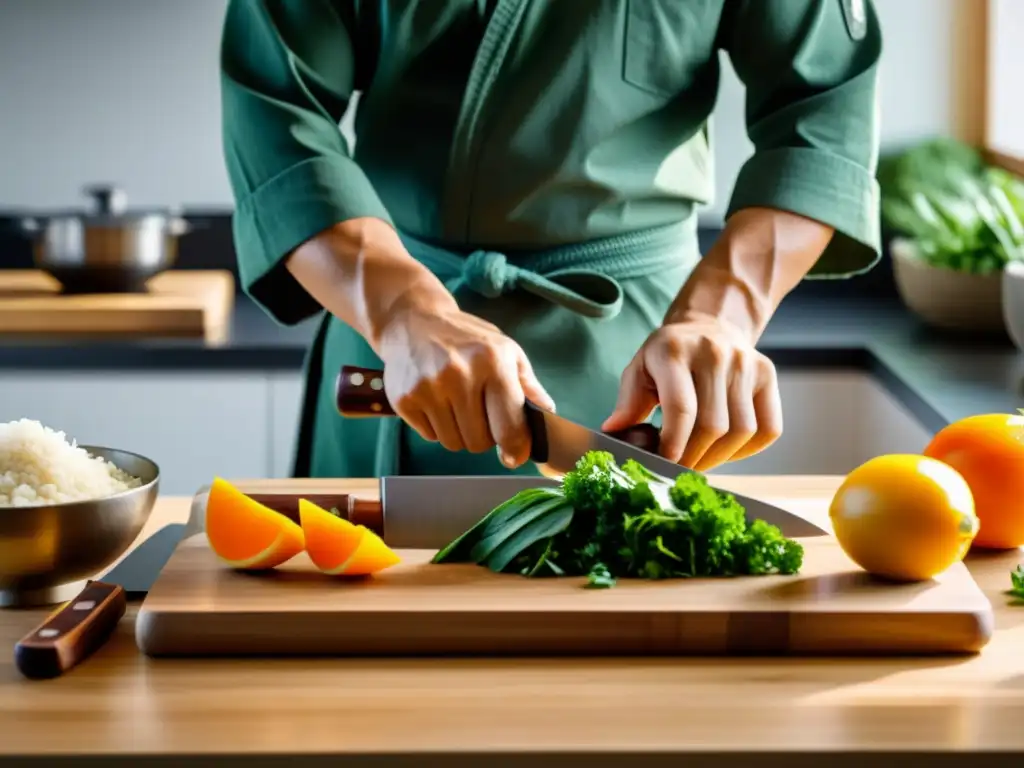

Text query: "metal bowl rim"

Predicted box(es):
[0, 444, 160, 512]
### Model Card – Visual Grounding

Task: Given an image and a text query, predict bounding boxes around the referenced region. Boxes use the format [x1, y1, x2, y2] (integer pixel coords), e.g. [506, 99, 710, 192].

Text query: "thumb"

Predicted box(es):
[517, 354, 557, 413]
[602, 362, 656, 432]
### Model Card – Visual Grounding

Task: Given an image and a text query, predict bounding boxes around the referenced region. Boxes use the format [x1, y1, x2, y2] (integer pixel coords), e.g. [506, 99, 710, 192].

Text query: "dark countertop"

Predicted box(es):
[2, 291, 1021, 435]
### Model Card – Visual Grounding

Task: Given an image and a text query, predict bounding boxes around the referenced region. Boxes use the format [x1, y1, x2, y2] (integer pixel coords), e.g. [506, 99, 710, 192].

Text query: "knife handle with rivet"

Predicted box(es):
[14, 580, 126, 680]
[336, 365, 395, 416]
[336, 364, 663, 454]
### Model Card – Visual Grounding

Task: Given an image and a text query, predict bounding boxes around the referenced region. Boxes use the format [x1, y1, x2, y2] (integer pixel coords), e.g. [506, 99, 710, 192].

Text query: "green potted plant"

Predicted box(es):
[879, 138, 1024, 332]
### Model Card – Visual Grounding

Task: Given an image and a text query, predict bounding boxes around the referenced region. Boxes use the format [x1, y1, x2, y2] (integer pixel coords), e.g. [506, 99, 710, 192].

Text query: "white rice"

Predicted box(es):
[0, 419, 142, 507]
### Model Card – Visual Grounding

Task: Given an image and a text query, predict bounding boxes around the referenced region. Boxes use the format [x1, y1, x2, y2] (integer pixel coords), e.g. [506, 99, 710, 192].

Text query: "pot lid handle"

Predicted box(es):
[83, 184, 127, 216]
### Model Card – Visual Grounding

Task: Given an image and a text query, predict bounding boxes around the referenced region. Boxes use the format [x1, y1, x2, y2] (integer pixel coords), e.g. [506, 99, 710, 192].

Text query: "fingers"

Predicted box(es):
[401, 407, 438, 444]
[423, 399, 465, 453]
[484, 372, 531, 468]
[602, 358, 658, 433]
[646, 365, 697, 464]
[381, 307, 545, 462]
[397, 346, 538, 466]
[479, 349, 540, 468]
[679, 351, 729, 469]
[693, 356, 758, 471]
[639, 325, 783, 470]
[730, 359, 783, 462]
[517, 354, 556, 413]
[450, 379, 494, 454]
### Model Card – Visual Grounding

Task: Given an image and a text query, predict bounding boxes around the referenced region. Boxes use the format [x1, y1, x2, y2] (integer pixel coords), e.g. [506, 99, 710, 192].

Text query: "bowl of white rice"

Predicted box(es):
[0, 419, 159, 607]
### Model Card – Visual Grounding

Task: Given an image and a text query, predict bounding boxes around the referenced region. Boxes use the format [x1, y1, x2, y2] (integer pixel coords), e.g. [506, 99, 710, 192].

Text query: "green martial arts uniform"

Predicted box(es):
[220, 0, 883, 478]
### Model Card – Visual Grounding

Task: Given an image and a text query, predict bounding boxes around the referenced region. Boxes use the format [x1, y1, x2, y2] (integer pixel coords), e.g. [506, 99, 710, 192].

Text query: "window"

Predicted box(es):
[985, 0, 1024, 173]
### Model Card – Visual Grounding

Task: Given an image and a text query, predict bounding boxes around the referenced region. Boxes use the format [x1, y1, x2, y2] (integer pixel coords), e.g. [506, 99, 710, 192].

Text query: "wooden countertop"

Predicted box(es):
[2, 475, 1024, 764]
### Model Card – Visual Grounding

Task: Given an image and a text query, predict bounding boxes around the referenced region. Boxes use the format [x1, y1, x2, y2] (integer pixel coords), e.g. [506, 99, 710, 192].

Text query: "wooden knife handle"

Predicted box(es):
[247, 493, 385, 537]
[336, 364, 662, 452]
[336, 365, 395, 416]
[14, 580, 126, 680]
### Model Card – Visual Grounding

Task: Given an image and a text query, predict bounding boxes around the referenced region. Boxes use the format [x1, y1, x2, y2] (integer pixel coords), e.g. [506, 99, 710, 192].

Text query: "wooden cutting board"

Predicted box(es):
[136, 479, 996, 657]
[0, 270, 234, 342]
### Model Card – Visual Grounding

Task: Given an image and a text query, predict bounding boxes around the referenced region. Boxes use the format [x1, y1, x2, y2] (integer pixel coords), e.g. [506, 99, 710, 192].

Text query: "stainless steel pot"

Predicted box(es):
[18, 185, 192, 294]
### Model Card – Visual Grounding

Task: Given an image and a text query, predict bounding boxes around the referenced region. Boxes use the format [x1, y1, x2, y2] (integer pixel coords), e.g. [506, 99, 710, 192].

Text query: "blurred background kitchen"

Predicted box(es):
[0, 0, 1022, 496]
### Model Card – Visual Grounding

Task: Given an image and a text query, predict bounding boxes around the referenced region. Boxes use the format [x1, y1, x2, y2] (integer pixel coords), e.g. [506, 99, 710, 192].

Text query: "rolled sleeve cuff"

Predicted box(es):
[726, 147, 881, 279]
[233, 156, 394, 325]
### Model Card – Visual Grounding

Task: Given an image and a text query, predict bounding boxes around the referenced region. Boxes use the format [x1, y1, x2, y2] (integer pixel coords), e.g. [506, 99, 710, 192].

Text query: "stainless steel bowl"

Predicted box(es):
[18, 185, 191, 294]
[0, 447, 160, 607]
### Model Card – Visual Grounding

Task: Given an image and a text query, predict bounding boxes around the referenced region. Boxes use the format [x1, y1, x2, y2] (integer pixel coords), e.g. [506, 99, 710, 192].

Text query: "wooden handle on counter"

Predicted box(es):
[14, 580, 126, 680]
[336, 365, 663, 453]
[248, 493, 384, 537]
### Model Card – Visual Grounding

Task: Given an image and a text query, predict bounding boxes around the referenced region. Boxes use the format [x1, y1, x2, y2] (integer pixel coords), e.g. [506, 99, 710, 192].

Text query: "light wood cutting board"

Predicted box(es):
[136, 480, 996, 657]
[0, 269, 234, 342]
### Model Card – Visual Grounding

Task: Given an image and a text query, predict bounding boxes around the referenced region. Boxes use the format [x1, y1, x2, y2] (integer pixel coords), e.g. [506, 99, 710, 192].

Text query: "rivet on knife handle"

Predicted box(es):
[337, 364, 664, 454]
[14, 580, 126, 680]
[336, 365, 395, 417]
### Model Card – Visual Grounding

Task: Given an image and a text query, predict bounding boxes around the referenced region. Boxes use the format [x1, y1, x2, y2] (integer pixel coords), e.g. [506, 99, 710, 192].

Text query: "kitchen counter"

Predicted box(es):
[2, 476, 1024, 766]
[0, 293, 1021, 436]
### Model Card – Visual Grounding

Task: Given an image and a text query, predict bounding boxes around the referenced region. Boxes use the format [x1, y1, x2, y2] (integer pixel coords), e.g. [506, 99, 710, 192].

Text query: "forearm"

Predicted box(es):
[284, 218, 457, 353]
[666, 207, 834, 341]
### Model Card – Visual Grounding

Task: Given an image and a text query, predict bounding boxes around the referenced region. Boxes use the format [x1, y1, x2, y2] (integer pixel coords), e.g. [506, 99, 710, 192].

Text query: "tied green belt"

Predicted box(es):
[360, 218, 701, 476]
[401, 217, 699, 320]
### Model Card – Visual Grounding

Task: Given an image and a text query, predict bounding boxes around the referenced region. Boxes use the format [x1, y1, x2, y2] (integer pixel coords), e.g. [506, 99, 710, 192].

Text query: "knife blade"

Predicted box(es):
[14, 498, 205, 680]
[336, 365, 827, 538]
[182, 476, 561, 553]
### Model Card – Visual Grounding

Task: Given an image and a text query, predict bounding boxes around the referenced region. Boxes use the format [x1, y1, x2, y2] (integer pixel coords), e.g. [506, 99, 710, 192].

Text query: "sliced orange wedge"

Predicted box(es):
[205, 477, 305, 570]
[299, 498, 401, 576]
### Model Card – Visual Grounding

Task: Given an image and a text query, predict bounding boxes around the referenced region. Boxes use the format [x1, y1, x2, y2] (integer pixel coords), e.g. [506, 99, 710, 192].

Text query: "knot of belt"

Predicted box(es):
[462, 250, 516, 298]
[400, 222, 697, 321]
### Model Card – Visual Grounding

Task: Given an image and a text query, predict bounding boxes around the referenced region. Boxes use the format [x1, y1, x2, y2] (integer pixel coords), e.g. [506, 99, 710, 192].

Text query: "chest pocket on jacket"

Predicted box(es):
[622, 0, 713, 98]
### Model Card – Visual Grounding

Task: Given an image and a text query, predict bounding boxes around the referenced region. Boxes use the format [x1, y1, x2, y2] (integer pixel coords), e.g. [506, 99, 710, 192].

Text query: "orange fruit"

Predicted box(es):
[206, 477, 305, 569]
[829, 454, 979, 581]
[298, 499, 401, 576]
[924, 412, 1024, 550]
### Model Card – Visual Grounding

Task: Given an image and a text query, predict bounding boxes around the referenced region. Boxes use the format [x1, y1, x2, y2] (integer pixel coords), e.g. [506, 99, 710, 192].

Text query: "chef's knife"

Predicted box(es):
[336, 364, 826, 538]
[15, 468, 564, 679]
[187, 475, 560, 551]
[13, 500, 206, 680]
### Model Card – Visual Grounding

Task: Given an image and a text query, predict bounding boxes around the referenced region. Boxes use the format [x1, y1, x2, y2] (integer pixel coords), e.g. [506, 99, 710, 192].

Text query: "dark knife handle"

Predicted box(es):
[14, 580, 126, 680]
[336, 366, 395, 416]
[336, 364, 662, 453]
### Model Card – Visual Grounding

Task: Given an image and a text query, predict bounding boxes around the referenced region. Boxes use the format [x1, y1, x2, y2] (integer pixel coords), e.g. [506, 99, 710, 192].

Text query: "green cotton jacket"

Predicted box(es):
[220, 0, 884, 328]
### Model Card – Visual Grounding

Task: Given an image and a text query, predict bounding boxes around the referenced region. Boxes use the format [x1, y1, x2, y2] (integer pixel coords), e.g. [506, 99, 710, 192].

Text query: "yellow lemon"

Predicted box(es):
[829, 454, 979, 581]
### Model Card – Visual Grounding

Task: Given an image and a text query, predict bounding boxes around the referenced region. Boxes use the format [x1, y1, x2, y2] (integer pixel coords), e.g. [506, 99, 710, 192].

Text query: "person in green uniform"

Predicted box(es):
[220, 0, 882, 480]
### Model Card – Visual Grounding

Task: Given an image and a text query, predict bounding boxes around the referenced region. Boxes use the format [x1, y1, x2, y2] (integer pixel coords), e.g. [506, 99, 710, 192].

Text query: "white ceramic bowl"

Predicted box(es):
[1002, 260, 1024, 352]
[891, 238, 1006, 332]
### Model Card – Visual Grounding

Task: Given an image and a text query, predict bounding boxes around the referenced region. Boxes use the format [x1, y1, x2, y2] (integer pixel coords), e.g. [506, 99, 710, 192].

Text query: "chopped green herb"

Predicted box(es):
[585, 563, 617, 589]
[432, 450, 804, 588]
[1009, 565, 1024, 600]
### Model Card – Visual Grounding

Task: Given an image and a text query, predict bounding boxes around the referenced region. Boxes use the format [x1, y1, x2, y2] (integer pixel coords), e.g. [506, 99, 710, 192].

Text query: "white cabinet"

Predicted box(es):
[0, 373, 269, 496]
[268, 373, 305, 478]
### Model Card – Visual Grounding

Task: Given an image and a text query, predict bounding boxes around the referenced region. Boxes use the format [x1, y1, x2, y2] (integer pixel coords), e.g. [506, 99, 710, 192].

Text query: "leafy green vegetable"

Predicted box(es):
[431, 487, 573, 573]
[432, 450, 804, 588]
[1009, 565, 1024, 601]
[878, 138, 1024, 275]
